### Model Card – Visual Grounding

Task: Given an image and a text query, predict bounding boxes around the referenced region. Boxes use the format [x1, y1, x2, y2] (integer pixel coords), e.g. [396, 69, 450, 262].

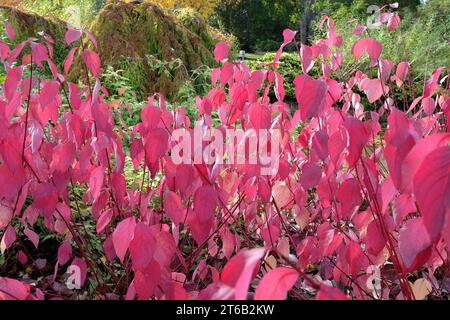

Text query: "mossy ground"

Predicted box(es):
[0, 6, 69, 69]
[84, 1, 216, 101]
[0, 3, 217, 102]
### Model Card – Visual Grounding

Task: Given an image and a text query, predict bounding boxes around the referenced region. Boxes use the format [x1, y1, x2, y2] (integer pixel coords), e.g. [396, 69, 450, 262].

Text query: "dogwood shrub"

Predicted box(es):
[0, 4, 448, 300]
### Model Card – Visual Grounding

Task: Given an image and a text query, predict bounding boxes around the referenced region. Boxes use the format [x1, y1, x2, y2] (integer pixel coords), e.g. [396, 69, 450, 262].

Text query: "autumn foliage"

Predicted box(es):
[0, 4, 448, 300]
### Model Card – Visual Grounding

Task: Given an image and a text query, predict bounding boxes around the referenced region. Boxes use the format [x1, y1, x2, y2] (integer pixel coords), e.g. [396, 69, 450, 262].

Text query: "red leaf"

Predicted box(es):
[423, 68, 442, 98]
[9, 40, 27, 65]
[398, 218, 432, 270]
[88, 167, 104, 201]
[0, 225, 16, 254]
[164, 282, 189, 300]
[282, 29, 296, 45]
[0, 277, 30, 300]
[214, 42, 230, 62]
[64, 47, 78, 76]
[400, 133, 450, 193]
[134, 260, 160, 300]
[392, 194, 417, 227]
[346, 240, 364, 278]
[387, 14, 401, 31]
[85, 30, 98, 50]
[413, 146, 450, 240]
[50, 141, 75, 173]
[221, 228, 235, 260]
[352, 38, 382, 66]
[30, 43, 49, 68]
[194, 185, 217, 223]
[141, 105, 162, 129]
[96, 209, 113, 234]
[274, 72, 285, 101]
[24, 228, 39, 249]
[360, 78, 387, 103]
[394, 61, 409, 87]
[144, 128, 169, 175]
[365, 220, 386, 255]
[39, 80, 60, 108]
[317, 283, 348, 300]
[129, 223, 156, 271]
[4, 66, 23, 102]
[3, 21, 15, 41]
[29, 120, 43, 154]
[249, 103, 272, 130]
[254, 267, 299, 300]
[221, 248, 265, 300]
[33, 183, 58, 216]
[312, 130, 329, 161]
[0, 40, 9, 62]
[344, 117, 369, 168]
[112, 216, 136, 263]
[0, 204, 13, 229]
[83, 49, 101, 77]
[57, 240, 72, 265]
[294, 74, 327, 121]
[379, 59, 394, 82]
[300, 162, 322, 190]
[163, 191, 184, 225]
[336, 178, 362, 219]
[220, 62, 234, 86]
[300, 44, 314, 74]
[65, 29, 82, 45]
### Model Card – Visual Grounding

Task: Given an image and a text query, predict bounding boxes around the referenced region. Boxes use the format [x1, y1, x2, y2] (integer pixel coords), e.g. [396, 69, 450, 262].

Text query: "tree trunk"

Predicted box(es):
[298, 0, 316, 45]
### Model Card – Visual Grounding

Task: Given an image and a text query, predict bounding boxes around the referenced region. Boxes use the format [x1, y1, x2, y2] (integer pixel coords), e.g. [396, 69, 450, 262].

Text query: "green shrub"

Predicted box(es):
[254, 39, 280, 52]
[247, 52, 321, 105]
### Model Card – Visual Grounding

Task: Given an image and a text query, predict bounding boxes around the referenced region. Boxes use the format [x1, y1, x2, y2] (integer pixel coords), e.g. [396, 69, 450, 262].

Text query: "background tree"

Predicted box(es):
[212, 0, 422, 50]
[298, 0, 316, 44]
[212, 0, 301, 51]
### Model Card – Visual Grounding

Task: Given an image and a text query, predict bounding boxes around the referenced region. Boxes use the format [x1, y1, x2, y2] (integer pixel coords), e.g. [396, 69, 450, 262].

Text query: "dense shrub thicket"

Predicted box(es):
[0, 4, 448, 300]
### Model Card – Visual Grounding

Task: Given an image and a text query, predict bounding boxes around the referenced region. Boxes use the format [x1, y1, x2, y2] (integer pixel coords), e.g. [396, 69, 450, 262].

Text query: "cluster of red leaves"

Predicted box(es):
[0, 4, 448, 300]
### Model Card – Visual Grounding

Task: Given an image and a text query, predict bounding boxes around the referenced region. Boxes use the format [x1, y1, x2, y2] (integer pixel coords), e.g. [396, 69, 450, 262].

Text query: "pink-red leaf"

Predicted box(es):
[96, 209, 113, 234]
[352, 38, 382, 66]
[88, 167, 104, 201]
[254, 267, 298, 300]
[134, 260, 160, 300]
[112, 216, 136, 263]
[129, 223, 156, 271]
[300, 44, 314, 73]
[394, 61, 409, 87]
[413, 146, 450, 241]
[360, 78, 387, 103]
[317, 283, 348, 300]
[214, 42, 230, 62]
[3, 21, 15, 41]
[64, 47, 78, 76]
[163, 191, 184, 225]
[57, 240, 72, 265]
[83, 49, 101, 77]
[294, 74, 327, 121]
[399, 218, 432, 270]
[0, 277, 30, 300]
[387, 14, 401, 31]
[65, 29, 82, 45]
[0, 225, 16, 254]
[194, 185, 217, 223]
[4, 66, 23, 102]
[221, 248, 265, 300]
